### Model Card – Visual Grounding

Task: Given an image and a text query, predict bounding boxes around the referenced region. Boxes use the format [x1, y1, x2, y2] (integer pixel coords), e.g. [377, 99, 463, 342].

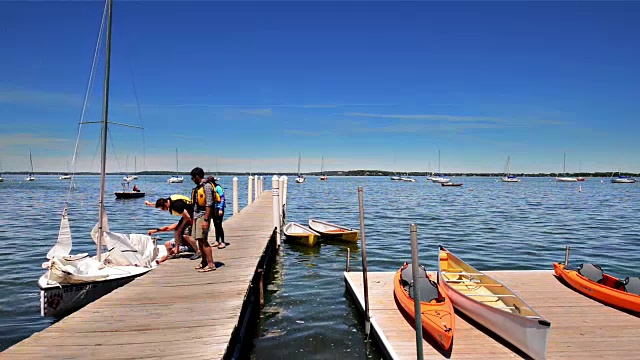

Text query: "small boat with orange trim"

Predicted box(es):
[393, 262, 454, 351]
[553, 262, 640, 313]
[439, 246, 550, 360]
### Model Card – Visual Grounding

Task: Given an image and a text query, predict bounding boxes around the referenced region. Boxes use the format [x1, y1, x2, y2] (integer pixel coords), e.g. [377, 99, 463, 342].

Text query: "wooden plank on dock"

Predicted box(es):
[1, 191, 276, 360]
[345, 270, 639, 359]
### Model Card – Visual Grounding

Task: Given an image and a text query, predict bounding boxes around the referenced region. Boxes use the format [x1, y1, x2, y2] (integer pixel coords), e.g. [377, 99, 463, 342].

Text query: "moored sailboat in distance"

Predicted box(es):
[501, 155, 520, 182]
[611, 171, 637, 183]
[0, 158, 5, 182]
[430, 150, 451, 183]
[319, 156, 328, 180]
[295, 153, 305, 183]
[25, 149, 35, 181]
[167, 148, 184, 183]
[556, 153, 578, 182]
[39, 0, 161, 317]
[123, 156, 138, 182]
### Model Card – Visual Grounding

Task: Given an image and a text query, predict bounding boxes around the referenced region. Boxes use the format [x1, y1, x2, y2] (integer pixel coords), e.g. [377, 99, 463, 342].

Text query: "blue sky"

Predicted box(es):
[1, 1, 638, 174]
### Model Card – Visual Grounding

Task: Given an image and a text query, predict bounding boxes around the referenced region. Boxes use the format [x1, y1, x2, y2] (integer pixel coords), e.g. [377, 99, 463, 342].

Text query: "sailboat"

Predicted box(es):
[213, 157, 220, 181]
[295, 153, 305, 183]
[25, 149, 36, 181]
[610, 171, 637, 184]
[319, 156, 328, 181]
[431, 150, 451, 183]
[39, 0, 162, 317]
[0, 158, 4, 182]
[123, 156, 138, 182]
[390, 153, 401, 181]
[500, 155, 520, 182]
[60, 161, 72, 180]
[556, 153, 577, 182]
[425, 161, 436, 181]
[576, 160, 585, 182]
[167, 148, 184, 183]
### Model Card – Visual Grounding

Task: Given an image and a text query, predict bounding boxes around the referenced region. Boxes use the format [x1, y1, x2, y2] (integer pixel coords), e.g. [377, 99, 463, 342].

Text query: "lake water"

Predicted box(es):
[1, 175, 638, 357]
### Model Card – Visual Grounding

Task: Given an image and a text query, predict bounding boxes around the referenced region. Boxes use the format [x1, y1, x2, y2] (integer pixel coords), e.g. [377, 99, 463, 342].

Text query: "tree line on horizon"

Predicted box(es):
[3, 170, 638, 177]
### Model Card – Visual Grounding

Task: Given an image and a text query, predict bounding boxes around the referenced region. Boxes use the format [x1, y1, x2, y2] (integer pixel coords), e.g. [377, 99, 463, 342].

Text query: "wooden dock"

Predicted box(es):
[1, 191, 276, 360]
[345, 270, 639, 359]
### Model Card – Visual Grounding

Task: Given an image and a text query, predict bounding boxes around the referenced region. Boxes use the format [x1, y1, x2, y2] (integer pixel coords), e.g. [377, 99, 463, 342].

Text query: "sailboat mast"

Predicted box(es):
[438, 150, 441, 173]
[97, 0, 113, 260]
[563, 153, 566, 175]
[297, 153, 301, 176]
[321, 156, 324, 175]
[29, 149, 34, 174]
[175, 148, 179, 176]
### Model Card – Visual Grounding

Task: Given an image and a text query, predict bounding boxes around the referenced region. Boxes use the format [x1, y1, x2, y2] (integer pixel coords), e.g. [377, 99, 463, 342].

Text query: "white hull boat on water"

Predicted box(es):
[501, 155, 520, 182]
[168, 148, 183, 183]
[556, 177, 578, 182]
[295, 153, 305, 183]
[556, 153, 577, 182]
[431, 176, 451, 183]
[611, 172, 636, 183]
[438, 246, 550, 359]
[39, 0, 163, 317]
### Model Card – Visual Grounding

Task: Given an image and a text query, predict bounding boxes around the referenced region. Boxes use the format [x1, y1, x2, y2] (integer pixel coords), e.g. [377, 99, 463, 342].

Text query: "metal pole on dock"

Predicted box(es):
[248, 175, 254, 205]
[272, 175, 281, 247]
[357, 186, 371, 337]
[564, 246, 571, 266]
[232, 176, 239, 215]
[410, 224, 424, 360]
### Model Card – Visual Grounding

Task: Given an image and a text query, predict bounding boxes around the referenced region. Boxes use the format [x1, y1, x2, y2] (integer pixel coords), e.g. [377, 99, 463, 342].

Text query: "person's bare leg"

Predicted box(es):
[202, 241, 214, 269]
[183, 235, 199, 254]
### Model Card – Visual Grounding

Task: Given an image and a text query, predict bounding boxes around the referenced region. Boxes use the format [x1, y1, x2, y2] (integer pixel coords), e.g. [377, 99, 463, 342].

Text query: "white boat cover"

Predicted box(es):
[90, 209, 158, 267]
[101, 232, 158, 268]
[46, 208, 73, 260]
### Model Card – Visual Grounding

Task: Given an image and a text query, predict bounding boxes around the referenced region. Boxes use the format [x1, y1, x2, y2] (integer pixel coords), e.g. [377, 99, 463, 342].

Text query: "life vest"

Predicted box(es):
[168, 194, 191, 216]
[191, 181, 220, 207]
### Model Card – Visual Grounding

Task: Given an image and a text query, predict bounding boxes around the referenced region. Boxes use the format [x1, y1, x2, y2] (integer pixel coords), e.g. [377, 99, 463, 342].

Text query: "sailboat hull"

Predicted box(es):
[114, 191, 145, 199]
[39, 269, 150, 317]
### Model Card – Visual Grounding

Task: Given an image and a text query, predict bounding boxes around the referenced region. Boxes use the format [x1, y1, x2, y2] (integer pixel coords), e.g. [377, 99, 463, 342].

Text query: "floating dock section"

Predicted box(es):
[345, 270, 639, 359]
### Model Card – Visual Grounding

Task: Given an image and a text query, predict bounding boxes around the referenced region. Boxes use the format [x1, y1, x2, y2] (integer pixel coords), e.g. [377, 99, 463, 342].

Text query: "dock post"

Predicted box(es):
[272, 175, 281, 247]
[232, 177, 239, 215]
[564, 245, 571, 266]
[254, 174, 259, 201]
[260, 176, 264, 193]
[346, 248, 351, 272]
[281, 176, 288, 222]
[410, 224, 424, 360]
[357, 186, 371, 337]
[248, 176, 254, 205]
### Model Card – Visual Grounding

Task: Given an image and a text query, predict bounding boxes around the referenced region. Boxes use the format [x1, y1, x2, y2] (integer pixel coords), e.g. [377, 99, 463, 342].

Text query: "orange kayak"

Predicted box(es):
[554, 262, 640, 313]
[393, 262, 455, 351]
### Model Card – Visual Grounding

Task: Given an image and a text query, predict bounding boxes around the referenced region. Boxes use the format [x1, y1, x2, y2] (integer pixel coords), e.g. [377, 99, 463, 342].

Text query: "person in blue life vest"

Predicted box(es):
[207, 176, 226, 249]
[145, 195, 201, 263]
[190, 167, 216, 272]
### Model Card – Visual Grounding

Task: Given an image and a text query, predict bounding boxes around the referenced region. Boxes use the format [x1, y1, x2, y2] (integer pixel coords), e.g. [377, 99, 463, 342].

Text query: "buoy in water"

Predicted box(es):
[579, 186, 582, 192]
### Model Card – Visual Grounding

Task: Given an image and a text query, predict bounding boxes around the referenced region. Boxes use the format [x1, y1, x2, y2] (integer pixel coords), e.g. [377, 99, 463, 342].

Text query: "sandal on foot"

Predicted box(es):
[198, 264, 216, 272]
[217, 243, 226, 249]
[195, 263, 207, 270]
[211, 242, 220, 248]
